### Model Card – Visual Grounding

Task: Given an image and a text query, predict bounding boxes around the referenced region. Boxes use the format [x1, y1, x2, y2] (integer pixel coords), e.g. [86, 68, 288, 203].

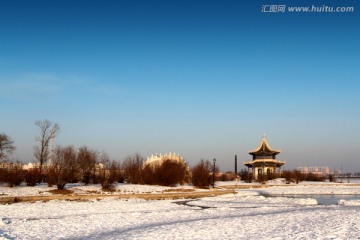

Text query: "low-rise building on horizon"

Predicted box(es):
[297, 166, 330, 176]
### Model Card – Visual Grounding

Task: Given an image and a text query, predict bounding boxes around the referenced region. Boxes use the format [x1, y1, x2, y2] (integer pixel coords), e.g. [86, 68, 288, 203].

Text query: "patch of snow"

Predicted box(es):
[266, 178, 287, 185]
[259, 184, 360, 195]
[338, 199, 360, 206]
[0, 183, 203, 198]
[215, 181, 261, 187]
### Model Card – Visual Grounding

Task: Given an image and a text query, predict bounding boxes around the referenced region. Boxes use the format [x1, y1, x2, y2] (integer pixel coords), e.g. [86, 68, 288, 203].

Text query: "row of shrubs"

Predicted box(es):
[0, 166, 123, 189]
[239, 169, 332, 184]
[1, 164, 334, 191]
[0, 157, 234, 190]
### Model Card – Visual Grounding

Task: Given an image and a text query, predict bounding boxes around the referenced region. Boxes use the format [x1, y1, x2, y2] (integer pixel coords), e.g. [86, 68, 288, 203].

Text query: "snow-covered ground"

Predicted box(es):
[0, 183, 199, 197]
[259, 183, 360, 195]
[1, 181, 360, 239]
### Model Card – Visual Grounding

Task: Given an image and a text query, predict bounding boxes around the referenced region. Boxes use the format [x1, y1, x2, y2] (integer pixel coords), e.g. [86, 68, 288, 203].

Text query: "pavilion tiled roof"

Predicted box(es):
[248, 135, 281, 155]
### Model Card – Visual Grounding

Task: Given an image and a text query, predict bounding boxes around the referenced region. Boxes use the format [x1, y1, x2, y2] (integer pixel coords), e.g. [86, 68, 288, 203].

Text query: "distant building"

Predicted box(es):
[0, 161, 23, 170]
[297, 166, 330, 176]
[22, 162, 53, 172]
[2, 161, 105, 176]
[243, 135, 285, 180]
[144, 152, 187, 168]
[22, 162, 41, 170]
[144, 152, 191, 184]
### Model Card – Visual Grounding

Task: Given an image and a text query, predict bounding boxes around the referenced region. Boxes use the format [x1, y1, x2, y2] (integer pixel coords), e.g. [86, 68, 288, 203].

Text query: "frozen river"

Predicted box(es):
[261, 193, 360, 205]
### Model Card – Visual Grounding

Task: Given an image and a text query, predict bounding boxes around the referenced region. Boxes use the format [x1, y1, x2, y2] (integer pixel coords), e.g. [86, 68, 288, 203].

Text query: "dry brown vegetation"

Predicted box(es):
[191, 159, 213, 188]
[142, 159, 191, 186]
[0, 166, 24, 187]
[218, 185, 265, 189]
[47, 145, 78, 189]
[122, 153, 144, 184]
[48, 189, 74, 195]
[85, 190, 101, 194]
[162, 188, 195, 193]
[98, 155, 122, 191]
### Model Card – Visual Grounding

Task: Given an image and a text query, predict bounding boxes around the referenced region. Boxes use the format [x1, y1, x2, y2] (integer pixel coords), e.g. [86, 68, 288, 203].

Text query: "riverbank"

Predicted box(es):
[2, 180, 360, 204]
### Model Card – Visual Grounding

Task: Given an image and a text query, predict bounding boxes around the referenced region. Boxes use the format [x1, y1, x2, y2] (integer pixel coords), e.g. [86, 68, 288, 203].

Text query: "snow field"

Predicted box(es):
[1, 186, 360, 239]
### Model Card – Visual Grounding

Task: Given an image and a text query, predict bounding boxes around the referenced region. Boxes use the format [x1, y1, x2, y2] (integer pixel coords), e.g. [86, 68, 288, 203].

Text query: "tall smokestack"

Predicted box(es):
[235, 155, 238, 176]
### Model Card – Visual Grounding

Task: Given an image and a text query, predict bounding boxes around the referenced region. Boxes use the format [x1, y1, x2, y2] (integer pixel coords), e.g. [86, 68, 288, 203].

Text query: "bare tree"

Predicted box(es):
[142, 159, 191, 186]
[25, 168, 40, 186]
[122, 153, 144, 184]
[48, 145, 78, 189]
[0, 133, 16, 161]
[34, 119, 60, 178]
[219, 171, 237, 181]
[77, 146, 98, 184]
[98, 158, 121, 191]
[239, 169, 252, 183]
[0, 161, 23, 187]
[191, 159, 212, 188]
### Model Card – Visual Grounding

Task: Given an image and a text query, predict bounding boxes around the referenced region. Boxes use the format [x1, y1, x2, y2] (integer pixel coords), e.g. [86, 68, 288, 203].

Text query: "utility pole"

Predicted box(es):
[235, 155, 238, 176]
[213, 158, 216, 188]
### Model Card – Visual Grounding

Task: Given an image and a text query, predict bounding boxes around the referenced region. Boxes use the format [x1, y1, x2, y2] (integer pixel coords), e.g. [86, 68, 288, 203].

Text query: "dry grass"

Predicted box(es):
[85, 190, 101, 194]
[48, 189, 74, 195]
[101, 188, 116, 193]
[162, 188, 195, 193]
[218, 185, 266, 189]
[65, 198, 90, 202]
[124, 189, 236, 200]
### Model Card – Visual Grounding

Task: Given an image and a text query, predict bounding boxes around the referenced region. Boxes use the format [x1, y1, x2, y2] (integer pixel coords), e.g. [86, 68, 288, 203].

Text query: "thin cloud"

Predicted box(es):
[0, 72, 128, 101]
[0, 73, 63, 101]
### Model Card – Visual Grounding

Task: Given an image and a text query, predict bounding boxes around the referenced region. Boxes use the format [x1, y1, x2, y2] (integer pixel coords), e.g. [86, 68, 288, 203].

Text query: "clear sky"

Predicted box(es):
[1, 0, 359, 172]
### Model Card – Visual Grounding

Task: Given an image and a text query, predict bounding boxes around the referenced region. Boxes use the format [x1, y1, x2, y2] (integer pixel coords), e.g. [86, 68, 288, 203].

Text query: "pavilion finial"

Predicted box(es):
[263, 133, 266, 139]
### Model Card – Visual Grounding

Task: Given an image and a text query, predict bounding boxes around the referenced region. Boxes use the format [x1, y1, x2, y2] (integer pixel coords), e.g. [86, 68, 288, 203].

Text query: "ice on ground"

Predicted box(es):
[266, 178, 287, 185]
[338, 199, 360, 206]
[187, 191, 318, 209]
[215, 181, 261, 187]
[259, 184, 360, 195]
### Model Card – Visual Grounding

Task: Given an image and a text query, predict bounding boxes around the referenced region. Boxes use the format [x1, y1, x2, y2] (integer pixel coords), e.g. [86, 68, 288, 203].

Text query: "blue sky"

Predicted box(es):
[1, 0, 359, 172]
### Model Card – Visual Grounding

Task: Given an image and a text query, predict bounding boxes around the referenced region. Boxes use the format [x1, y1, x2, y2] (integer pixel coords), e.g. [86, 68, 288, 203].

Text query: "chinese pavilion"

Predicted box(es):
[243, 135, 285, 179]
